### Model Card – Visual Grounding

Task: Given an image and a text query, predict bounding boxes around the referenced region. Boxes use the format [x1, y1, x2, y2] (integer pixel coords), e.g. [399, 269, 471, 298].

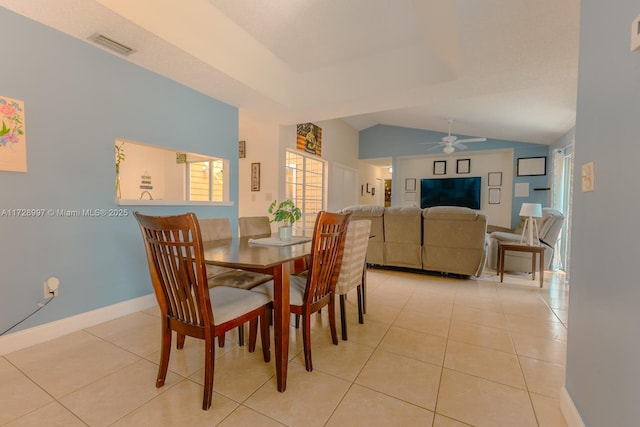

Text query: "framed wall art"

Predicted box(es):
[488, 188, 501, 204]
[0, 96, 27, 172]
[296, 122, 322, 156]
[405, 178, 416, 191]
[488, 172, 502, 186]
[456, 158, 470, 174]
[404, 192, 416, 201]
[517, 156, 547, 176]
[433, 160, 447, 175]
[238, 140, 246, 158]
[251, 162, 260, 191]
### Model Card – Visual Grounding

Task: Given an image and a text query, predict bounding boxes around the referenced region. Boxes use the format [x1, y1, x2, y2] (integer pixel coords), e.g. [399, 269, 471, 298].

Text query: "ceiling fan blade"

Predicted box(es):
[455, 137, 486, 144]
[417, 141, 444, 145]
[425, 144, 444, 152]
[455, 143, 468, 150]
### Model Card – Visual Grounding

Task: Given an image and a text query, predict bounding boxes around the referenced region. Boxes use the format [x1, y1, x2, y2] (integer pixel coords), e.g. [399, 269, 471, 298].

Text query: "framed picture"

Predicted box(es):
[488, 172, 502, 186]
[371, 187, 376, 196]
[488, 188, 501, 204]
[366, 183, 371, 193]
[433, 160, 447, 175]
[517, 156, 547, 176]
[405, 178, 416, 191]
[251, 162, 260, 191]
[361, 184, 365, 196]
[456, 158, 471, 174]
[239, 140, 246, 158]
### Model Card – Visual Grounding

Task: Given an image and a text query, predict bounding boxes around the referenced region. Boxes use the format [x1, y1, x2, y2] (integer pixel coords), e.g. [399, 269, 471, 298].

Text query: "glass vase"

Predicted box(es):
[278, 225, 292, 241]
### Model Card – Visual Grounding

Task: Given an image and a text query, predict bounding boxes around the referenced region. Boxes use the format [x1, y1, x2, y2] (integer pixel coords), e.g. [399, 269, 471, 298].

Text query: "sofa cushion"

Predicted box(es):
[384, 207, 422, 244]
[341, 204, 385, 217]
[422, 206, 487, 276]
[383, 207, 422, 268]
[422, 206, 479, 221]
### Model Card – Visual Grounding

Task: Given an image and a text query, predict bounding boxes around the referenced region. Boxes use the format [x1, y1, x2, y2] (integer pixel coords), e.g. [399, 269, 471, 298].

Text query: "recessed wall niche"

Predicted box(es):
[115, 139, 230, 205]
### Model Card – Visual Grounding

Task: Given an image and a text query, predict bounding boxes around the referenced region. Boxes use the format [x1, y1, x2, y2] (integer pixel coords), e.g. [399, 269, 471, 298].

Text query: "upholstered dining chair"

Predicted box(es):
[335, 219, 371, 341]
[251, 211, 351, 371]
[134, 212, 272, 410]
[198, 217, 273, 347]
[238, 216, 272, 237]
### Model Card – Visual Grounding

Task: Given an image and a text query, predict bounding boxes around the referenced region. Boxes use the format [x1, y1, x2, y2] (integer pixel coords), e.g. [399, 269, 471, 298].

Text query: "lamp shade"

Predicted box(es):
[519, 203, 542, 218]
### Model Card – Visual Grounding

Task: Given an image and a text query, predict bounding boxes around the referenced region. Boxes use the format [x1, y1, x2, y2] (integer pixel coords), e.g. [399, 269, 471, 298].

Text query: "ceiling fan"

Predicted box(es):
[418, 119, 486, 154]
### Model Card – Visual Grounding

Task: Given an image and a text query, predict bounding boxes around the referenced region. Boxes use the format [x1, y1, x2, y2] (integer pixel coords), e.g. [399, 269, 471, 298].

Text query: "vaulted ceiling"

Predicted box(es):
[0, 0, 580, 144]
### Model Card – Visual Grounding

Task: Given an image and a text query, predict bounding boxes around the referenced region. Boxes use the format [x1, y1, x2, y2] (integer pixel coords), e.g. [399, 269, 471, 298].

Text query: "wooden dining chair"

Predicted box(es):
[238, 216, 272, 237]
[335, 219, 371, 341]
[198, 217, 272, 347]
[251, 211, 351, 371]
[134, 212, 272, 410]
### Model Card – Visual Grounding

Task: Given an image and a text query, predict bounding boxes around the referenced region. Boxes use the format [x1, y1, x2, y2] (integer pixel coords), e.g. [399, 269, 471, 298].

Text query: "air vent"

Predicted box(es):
[88, 33, 135, 56]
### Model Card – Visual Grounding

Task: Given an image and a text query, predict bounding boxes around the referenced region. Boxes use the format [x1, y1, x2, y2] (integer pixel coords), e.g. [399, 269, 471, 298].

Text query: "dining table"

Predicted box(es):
[202, 234, 312, 392]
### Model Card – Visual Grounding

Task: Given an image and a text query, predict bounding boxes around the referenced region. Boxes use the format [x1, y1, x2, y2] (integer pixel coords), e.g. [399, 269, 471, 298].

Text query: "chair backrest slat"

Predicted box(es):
[135, 212, 214, 330]
[304, 211, 351, 305]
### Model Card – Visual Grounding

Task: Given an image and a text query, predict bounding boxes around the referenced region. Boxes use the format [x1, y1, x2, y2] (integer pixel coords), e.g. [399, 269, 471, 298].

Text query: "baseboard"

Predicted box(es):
[560, 386, 586, 427]
[0, 293, 156, 356]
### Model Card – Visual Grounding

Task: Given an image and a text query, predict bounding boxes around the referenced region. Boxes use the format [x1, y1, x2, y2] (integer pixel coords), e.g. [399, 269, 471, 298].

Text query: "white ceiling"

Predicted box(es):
[0, 0, 580, 144]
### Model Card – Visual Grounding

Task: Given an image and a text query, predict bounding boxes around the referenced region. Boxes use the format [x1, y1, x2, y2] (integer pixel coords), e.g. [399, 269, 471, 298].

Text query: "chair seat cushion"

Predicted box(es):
[249, 275, 307, 307]
[208, 270, 273, 290]
[209, 286, 272, 325]
[205, 264, 236, 280]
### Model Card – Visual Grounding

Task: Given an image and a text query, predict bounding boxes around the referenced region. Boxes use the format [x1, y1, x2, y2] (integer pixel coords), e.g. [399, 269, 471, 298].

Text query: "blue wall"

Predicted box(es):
[359, 124, 550, 225]
[0, 8, 238, 332]
[567, 0, 640, 424]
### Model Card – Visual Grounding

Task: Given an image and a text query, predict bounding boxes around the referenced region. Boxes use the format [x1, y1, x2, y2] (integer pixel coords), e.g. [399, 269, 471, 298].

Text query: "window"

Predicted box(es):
[285, 150, 324, 230]
[188, 159, 225, 202]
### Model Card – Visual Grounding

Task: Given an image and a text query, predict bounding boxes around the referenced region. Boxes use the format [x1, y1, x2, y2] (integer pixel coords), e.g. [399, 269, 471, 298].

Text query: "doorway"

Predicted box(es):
[384, 179, 392, 207]
[551, 146, 574, 277]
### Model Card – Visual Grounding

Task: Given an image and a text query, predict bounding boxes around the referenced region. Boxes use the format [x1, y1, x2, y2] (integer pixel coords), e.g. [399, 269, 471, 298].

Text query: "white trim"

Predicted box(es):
[560, 386, 586, 427]
[117, 199, 233, 206]
[0, 294, 156, 356]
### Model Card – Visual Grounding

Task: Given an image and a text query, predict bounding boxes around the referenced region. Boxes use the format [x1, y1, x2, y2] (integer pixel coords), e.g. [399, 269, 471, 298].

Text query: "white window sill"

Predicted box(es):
[116, 199, 234, 207]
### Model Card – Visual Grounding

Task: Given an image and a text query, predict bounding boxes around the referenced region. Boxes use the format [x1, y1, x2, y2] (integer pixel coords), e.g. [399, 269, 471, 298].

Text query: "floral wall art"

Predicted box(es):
[0, 96, 26, 172]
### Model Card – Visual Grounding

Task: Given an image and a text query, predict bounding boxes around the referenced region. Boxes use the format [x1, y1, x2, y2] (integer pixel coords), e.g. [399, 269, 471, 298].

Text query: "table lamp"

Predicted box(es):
[519, 203, 542, 245]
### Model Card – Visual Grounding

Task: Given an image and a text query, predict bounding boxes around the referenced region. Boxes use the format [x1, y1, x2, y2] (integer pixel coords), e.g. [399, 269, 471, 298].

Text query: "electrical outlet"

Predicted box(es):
[43, 277, 60, 298]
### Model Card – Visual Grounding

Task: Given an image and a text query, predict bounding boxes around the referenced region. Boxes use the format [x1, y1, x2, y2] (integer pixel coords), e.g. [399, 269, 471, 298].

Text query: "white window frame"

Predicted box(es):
[284, 150, 326, 231]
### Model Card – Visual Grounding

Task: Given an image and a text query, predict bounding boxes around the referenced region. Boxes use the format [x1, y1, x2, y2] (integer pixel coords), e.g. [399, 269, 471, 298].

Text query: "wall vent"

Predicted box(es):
[88, 33, 135, 56]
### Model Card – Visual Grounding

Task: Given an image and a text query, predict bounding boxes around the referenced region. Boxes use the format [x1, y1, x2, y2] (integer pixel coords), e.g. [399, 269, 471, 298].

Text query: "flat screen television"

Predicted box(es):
[420, 176, 481, 209]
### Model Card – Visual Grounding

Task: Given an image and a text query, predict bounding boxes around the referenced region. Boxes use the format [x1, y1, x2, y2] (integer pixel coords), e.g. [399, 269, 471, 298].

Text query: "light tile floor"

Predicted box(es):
[1, 268, 569, 426]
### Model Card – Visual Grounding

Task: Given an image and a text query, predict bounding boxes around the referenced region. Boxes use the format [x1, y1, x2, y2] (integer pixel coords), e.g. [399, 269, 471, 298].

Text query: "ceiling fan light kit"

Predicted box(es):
[418, 119, 487, 154]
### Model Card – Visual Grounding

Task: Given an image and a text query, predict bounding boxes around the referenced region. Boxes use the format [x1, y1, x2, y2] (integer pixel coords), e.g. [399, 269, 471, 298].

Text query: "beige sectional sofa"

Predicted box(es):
[341, 205, 488, 277]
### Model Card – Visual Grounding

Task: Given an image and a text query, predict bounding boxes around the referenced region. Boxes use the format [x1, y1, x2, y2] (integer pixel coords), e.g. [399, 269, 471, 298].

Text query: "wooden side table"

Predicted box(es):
[497, 242, 545, 288]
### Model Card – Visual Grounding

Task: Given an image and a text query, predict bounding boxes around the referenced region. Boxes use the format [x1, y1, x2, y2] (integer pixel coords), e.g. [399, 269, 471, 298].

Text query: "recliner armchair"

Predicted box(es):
[487, 208, 564, 273]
